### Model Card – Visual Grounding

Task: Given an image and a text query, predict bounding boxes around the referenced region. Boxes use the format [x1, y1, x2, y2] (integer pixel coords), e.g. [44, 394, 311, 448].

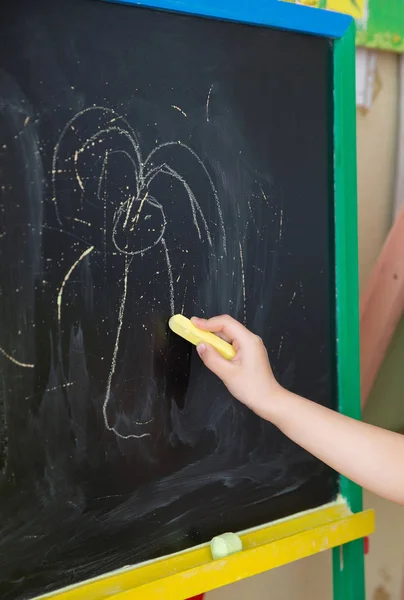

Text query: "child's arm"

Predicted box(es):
[192, 314, 404, 506]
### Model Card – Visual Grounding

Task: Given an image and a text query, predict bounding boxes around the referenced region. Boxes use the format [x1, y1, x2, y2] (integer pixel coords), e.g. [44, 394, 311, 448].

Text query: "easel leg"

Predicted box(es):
[332, 539, 365, 600]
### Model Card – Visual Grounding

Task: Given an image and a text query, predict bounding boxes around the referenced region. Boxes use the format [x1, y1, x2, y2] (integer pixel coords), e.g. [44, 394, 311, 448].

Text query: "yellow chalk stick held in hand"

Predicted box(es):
[168, 314, 236, 360]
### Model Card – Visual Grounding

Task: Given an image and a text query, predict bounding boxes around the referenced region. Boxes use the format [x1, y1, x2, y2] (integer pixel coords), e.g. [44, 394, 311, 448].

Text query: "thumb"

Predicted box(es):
[196, 343, 232, 380]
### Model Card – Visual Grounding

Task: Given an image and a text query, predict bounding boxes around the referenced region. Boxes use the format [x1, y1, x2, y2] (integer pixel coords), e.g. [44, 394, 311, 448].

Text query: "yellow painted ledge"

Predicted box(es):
[40, 501, 374, 600]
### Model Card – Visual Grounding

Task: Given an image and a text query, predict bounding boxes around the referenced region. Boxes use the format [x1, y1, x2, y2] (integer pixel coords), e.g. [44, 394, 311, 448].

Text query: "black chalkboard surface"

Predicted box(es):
[0, 0, 337, 597]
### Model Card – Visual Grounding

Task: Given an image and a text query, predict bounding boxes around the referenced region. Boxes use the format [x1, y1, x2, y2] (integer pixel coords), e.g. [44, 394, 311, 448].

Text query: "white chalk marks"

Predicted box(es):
[52, 106, 226, 440]
[238, 241, 247, 324]
[161, 237, 175, 315]
[0, 346, 34, 369]
[57, 246, 94, 324]
[171, 105, 187, 118]
[206, 84, 213, 123]
[278, 208, 284, 242]
[101, 256, 148, 440]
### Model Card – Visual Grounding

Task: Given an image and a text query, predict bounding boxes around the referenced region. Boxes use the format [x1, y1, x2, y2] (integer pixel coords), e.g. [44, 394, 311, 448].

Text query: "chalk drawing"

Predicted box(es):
[277, 335, 284, 359]
[57, 246, 95, 324]
[206, 84, 213, 123]
[52, 105, 226, 440]
[101, 256, 151, 440]
[0, 346, 34, 369]
[239, 241, 247, 324]
[260, 186, 269, 206]
[72, 217, 91, 227]
[24, 382, 75, 401]
[278, 208, 284, 242]
[171, 105, 187, 118]
[161, 237, 174, 315]
[180, 282, 188, 315]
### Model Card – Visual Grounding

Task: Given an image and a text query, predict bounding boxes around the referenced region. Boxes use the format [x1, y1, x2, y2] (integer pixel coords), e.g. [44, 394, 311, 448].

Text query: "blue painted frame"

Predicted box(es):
[103, 0, 352, 38]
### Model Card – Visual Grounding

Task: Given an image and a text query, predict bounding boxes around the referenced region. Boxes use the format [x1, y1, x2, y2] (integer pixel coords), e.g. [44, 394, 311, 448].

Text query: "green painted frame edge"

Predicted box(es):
[334, 18, 361, 515]
[332, 20, 365, 600]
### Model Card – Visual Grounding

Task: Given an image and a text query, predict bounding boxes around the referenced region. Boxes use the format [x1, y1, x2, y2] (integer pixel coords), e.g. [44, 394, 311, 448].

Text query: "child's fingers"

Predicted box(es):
[191, 315, 249, 345]
[212, 331, 232, 344]
[196, 343, 234, 379]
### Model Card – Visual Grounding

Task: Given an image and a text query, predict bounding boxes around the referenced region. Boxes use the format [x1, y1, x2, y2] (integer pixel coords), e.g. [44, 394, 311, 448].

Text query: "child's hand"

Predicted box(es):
[193, 317, 404, 506]
[191, 315, 283, 420]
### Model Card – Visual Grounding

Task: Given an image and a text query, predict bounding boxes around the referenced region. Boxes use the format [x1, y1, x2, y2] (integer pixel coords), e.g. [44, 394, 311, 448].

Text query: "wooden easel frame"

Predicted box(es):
[360, 205, 404, 406]
[39, 1, 373, 598]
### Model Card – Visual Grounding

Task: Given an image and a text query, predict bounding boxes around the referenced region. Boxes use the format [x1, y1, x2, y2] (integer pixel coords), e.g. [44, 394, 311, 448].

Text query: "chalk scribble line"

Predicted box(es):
[57, 246, 94, 323]
[239, 241, 247, 324]
[0, 346, 34, 369]
[206, 84, 213, 123]
[52, 105, 228, 440]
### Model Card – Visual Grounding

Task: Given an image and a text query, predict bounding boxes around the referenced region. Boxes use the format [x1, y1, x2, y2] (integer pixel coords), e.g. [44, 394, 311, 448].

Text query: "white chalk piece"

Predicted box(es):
[210, 532, 243, 560]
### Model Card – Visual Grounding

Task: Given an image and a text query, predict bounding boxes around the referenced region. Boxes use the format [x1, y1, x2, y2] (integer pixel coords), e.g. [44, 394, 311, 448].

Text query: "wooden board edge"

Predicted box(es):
[333, 22, 367, 600]
[333, 21, 362, 512]
[102, 0, 352, 39]
[37, 502, 374, 600]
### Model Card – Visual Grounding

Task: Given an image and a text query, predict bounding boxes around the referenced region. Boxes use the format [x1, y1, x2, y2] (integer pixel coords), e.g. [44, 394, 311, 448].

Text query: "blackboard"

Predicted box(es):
[0, 0, 337, 597]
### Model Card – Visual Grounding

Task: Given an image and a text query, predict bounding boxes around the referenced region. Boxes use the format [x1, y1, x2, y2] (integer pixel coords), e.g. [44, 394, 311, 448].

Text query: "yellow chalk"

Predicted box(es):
[168, 314, 236, 360]
[211, 532, 243, 559]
